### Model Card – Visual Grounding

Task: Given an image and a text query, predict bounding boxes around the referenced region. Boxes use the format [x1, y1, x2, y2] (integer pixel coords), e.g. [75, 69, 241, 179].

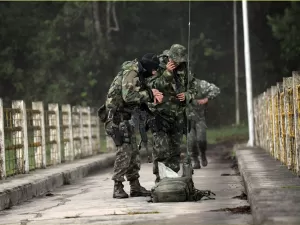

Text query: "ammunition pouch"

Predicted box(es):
[97, 104, 107, 123]
[106, 123, 123, 146]
[105, 108, 133, 146]
[119, 120, 133, 144]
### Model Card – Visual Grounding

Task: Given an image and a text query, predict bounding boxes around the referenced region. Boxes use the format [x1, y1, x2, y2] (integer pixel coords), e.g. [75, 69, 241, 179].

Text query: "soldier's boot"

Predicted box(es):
[193, 157, 201, 169]
[200, 141, 208, 167]
[129, 179, 151, 197]
[113, 181, 129, 199]
[155, 174, 160, 184]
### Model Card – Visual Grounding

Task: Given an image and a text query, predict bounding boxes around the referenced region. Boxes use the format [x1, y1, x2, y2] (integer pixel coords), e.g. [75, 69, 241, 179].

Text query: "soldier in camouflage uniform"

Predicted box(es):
[186, 78, 220, 169]
[105, 53, 163, 198]
[147, 44, 198, 183]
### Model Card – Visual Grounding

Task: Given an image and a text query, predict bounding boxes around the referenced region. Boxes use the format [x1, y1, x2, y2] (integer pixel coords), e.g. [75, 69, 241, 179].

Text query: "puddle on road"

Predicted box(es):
[232, 192, 248, 200]
[209, 205, 251, 214]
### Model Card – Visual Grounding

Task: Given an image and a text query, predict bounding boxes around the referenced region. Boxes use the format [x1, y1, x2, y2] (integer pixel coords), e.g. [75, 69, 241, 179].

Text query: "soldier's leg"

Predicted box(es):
[167, 129, 182, 174]
[188, 123, 201, 169]
[196, 119, 208, 167]
[152, 131, 169, 183]
[106, 120, 130, 199]
[125, 133, 150, 197]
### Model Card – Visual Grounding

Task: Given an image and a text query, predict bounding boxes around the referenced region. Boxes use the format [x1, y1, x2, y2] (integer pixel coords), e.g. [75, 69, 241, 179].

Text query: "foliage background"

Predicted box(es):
[0, 1, 297, 127]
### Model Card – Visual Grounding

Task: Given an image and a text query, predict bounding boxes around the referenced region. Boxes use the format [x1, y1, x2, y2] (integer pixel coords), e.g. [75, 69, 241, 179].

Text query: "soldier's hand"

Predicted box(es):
[177, 92, 185, 101]
[152, 89, 163, 104]
[197, 98, 208, 105]
[166, 61, 176, 72]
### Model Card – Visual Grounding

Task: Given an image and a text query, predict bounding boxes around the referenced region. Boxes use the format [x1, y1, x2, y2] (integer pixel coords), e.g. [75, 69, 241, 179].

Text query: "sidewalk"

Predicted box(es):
[236, 146, 300, 225]
[0, 152, 117, 211]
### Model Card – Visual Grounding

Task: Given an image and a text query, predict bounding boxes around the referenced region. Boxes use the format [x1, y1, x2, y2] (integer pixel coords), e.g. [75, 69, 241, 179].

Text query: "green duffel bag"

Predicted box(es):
[150, 177, 216, 203]
[151, 177, 195, 202]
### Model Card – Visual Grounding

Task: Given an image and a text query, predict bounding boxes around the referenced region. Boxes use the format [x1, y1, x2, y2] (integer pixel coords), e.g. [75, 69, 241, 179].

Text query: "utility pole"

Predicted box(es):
[242, 0, 255, 146]
[233, 0, 240, 125]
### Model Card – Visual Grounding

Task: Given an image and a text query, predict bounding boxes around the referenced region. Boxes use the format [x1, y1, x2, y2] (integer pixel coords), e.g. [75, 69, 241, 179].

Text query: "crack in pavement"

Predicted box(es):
[17, 187, 90, 222]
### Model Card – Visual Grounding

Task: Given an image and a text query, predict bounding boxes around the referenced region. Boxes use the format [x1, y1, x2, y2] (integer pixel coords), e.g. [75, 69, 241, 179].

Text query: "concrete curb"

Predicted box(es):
[0, 150, 149, 211]
[235, 145, 300, 225]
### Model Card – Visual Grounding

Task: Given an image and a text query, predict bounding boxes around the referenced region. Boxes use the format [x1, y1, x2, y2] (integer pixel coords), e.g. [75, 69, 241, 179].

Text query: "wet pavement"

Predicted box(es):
[0, 146, 253, 225]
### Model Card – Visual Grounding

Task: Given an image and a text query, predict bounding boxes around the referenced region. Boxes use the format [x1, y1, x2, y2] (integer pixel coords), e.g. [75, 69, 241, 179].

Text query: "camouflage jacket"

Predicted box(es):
[187, 78, 220, 121]
[147, 57, 198, 122]
[105, 60, 152, 112]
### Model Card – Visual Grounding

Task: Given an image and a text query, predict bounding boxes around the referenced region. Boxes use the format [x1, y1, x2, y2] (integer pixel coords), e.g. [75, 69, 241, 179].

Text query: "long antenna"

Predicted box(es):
[187, 0, 191, 73]
[186, 0, 191, 160]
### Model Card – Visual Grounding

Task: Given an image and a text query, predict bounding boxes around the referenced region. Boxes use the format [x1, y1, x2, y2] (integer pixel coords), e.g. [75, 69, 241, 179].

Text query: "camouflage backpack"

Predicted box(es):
[151, 177, 195, 202]
[151, 176, 216, 203]
[98, 60, 138, 123]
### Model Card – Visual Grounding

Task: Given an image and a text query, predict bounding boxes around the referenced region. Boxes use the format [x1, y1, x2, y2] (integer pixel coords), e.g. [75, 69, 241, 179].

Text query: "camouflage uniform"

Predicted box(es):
[105, 55, 159, 198]
[186, 78, 220, 169]
[147, 44, 198, 182]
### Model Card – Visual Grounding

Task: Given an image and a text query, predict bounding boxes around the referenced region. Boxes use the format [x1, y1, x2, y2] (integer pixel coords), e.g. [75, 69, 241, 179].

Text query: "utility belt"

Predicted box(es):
[105, 108, 133, 147]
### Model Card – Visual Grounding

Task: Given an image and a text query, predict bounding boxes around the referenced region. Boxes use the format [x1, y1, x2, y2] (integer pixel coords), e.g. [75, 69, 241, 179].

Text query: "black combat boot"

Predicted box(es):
[199, 141, 208, 167]
[192, 157, 201, 169]
[113, 181, 129, 199]
[129, 179, 151, 197]
[155, 174, 160, 184]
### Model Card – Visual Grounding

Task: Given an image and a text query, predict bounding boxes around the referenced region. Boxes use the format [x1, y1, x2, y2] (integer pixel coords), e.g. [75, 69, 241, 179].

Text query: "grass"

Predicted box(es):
[281, 186, 300, 189]
[206, 124, 249, 144]
[181, 124, 248, 145]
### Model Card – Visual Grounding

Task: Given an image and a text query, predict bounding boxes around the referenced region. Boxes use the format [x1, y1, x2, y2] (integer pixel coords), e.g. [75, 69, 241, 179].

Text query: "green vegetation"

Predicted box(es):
[207, 124, 249, 144]
[177, 124, 248, 145]
[0, 2, 297, 127]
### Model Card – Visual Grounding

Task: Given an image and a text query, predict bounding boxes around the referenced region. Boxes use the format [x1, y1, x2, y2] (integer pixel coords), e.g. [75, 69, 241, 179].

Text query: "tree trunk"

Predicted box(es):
[92, 2, 102, 42]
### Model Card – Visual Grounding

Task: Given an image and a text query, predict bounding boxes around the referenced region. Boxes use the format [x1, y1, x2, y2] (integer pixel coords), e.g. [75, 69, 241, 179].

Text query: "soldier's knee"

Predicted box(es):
[199, 140, 207, 150]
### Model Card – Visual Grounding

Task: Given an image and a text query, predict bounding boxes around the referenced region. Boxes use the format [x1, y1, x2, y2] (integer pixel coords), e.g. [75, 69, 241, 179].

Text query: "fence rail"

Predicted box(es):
[254, 71, 300, 176]
[0, 99, 106, 179]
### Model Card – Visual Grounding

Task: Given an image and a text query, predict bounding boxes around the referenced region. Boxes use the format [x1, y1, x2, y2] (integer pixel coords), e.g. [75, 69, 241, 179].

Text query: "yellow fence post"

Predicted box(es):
[253, 97, 259, 146]
[266, 88, 274, 156]
[272, 85, 280, 160]
[292, 71, 300, 175]
[0, 98, 6, 179]
[283, 77, 293, 169]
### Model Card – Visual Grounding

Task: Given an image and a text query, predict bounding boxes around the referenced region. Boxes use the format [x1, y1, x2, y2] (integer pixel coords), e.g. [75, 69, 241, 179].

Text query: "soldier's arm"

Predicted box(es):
[148, 69, 171, 90]
[184, 75, 198, 104]
[122, 70, 153, 104]
[199, 80, 220, 100]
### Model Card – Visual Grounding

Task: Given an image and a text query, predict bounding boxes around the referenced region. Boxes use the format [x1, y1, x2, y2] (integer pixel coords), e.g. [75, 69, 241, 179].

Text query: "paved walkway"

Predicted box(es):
[0, 146, 253, 225]
[236, 146, 300, 225]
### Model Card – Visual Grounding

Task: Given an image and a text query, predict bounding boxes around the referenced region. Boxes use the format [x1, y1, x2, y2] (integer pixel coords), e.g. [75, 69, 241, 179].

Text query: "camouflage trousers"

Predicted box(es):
[105, 120, 141, 182]
[187, 118, 207, 158]
[152, 129, 182, 176]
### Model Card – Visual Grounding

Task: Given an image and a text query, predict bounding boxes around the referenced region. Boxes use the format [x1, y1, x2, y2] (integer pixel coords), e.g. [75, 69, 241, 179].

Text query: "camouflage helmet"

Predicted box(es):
[168, 44, 187, 63]
[162, 49, 169, 56]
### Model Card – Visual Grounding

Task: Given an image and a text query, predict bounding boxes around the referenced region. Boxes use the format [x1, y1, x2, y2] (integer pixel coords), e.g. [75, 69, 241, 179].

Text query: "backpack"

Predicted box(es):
[98, 61, 136, 123]
[151, 177, 195, 202]
[105, 63, 129, 111]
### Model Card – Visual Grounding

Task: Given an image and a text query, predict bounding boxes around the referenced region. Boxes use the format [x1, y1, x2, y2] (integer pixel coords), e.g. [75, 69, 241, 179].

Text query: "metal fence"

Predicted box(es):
[254, 71, 300, 176]
[0, 99, 105, 179]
